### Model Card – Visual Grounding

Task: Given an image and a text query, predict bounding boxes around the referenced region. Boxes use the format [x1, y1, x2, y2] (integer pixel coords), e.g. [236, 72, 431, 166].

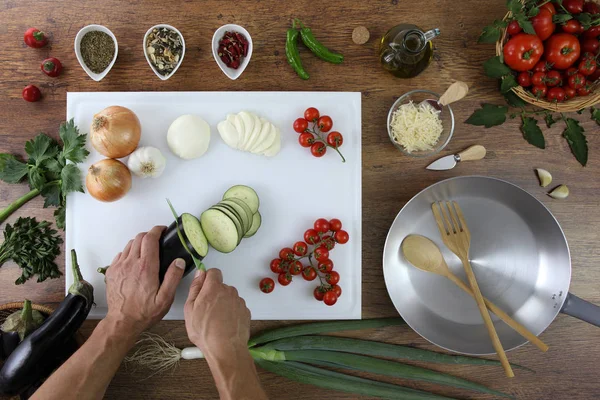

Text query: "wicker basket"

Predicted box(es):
[0, 302, 55, 321]
[495, 4, 600, 112]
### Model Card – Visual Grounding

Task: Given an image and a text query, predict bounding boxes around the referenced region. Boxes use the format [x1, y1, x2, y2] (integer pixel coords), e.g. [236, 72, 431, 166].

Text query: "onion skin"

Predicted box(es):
[91, 106, 141, 158]
[86, 159, 132, 202]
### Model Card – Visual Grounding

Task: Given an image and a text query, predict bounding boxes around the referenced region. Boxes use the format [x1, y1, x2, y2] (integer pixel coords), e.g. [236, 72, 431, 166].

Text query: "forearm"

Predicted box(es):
[205, 347, 267, 400]
[31, 317, 138, 400]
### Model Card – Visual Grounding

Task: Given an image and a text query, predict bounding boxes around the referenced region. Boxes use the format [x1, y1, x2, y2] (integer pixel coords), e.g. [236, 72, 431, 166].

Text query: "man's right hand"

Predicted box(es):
[184, 268, 251, 361]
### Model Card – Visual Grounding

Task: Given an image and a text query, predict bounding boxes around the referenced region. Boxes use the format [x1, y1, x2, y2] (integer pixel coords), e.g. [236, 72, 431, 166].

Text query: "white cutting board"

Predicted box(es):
[65, 92, 361, 320]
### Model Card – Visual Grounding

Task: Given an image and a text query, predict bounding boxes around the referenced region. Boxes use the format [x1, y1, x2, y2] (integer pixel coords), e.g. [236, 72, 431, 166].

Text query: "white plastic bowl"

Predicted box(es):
[74, 25, 118, 82]
[212, 24, 253, 80]
[143, 24, 186, 81]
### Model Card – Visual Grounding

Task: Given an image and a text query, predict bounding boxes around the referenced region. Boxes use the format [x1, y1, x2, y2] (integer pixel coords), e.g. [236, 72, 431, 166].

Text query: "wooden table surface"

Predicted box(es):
[1, 0, 599, 398]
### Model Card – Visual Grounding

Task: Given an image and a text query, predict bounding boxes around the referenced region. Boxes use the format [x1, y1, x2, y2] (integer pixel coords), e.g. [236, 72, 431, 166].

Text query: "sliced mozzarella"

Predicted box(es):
[226, 114, 241, 148]
[262, 127, 281, 157]
[233, 114, 245, 148]
[253, 122, 277, 154]
[244, 114, 263, 151]
[217, 120, 239, 149]
[238, 111, 255, 149]
[251, 119, 274, 154]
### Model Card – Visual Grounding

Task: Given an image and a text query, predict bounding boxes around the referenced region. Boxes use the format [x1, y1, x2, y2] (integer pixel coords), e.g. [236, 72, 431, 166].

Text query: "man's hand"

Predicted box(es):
[105, 225, 185, 336]
[184, 268, 251, 362]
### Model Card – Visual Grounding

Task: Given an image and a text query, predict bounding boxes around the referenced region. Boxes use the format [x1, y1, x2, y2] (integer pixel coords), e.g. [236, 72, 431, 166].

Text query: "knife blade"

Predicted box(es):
[426, 145, 486, 171]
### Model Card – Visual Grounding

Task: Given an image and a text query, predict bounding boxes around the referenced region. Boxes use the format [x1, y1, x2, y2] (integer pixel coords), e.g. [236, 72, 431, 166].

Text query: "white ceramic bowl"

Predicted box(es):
[211, 24, 253, 80]
[143, 24, 186, 81]
[74, 25, 118, 82]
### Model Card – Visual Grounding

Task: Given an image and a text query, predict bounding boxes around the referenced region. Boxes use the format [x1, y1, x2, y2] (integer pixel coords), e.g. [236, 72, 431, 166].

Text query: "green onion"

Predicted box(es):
[248, 318, 404, 347]
[256, 360, 456, 400]
[282, 349, 512, 398]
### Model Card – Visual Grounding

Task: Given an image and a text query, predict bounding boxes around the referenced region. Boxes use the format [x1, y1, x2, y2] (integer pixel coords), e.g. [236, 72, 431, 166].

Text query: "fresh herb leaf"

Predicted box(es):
[504, 90, 528, 108]
[521, 116, 545, 149]
[592, 108, 600, 125]
[553, 14, 573, 24]
[544, 113, 557, 128]
[25, 134, 59, 167]
[507, 0, 523, 14]
[516, 16, 536, 34]
[60, 164, 84, 194]
[501, 74, 518, 93]
[484, 56, 512, 78]
[54, 207, 66, 230]
[563, 118, 588, 166]
[0, 156, 28, 184]
[27, 168, 45, 191]
[41, 182, 61, 208]
[59, 119, 89, 164]
[465, 104, 508, 128]
[478, 20, 508, 43]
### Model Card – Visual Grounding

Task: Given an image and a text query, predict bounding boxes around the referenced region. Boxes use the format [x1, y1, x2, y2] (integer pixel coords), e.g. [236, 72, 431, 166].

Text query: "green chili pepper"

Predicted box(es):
[296, 19, 344, 64]
[286, 22, 309, 80]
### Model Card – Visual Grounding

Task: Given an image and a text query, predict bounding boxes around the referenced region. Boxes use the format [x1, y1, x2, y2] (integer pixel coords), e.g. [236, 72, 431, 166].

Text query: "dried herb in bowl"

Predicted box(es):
[80, 31, 115, 74]
[146, 27, 183, 76]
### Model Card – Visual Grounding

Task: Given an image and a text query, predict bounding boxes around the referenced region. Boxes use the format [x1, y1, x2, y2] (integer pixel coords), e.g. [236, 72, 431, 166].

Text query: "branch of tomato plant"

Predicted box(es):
[305, 123, 346, 163]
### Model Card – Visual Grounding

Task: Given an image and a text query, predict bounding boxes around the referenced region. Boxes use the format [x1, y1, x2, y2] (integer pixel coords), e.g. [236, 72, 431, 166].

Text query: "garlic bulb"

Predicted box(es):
[127, 146, 166, 178]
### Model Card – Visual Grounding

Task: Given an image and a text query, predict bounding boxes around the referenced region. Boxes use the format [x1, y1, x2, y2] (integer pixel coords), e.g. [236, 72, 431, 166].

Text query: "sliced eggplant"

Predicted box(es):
[223, 185, 260, 214]
[210, 205, 244, 245]
[159, 216, 202, 281]
[219, 199, 252, 233]
[244, 212, 262, 238]
[200, 209, 239, 253]
[182, 213, 209, 258]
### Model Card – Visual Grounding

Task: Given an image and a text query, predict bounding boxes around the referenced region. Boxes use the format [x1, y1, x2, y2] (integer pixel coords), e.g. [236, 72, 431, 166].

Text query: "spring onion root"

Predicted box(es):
[124, 333, 200, 374]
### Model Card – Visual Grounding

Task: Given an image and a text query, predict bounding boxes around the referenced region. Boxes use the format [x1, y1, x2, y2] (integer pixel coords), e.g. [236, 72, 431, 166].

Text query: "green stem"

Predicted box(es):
[0, 188, 41, 224]
[69, 249, 94, 306]
[71, 249, 83, 283]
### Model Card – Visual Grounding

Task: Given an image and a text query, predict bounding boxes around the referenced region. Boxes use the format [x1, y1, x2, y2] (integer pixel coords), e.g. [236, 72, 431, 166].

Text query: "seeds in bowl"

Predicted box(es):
[80, 31, 115, 74]
[146, 27, 183, 76]
[218, 31, 249, 69]
[390, 101, 443, 153]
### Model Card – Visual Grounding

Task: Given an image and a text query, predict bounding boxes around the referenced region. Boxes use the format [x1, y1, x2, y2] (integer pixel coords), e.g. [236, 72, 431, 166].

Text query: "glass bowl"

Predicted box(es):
[386, 89, 455, 158]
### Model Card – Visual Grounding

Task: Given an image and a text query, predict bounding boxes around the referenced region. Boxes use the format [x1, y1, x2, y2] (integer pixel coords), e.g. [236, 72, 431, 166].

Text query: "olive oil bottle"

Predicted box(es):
[379, 25, 440, 78]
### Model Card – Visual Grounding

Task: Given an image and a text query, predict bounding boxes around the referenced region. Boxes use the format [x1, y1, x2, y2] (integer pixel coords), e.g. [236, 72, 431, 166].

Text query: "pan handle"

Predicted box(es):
[561, 293, 600, 327]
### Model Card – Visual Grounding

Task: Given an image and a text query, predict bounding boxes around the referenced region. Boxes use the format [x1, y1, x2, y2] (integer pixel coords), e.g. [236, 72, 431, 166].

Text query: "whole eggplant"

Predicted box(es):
[1, 331, 20, 360]
[0, 250, 93, 395]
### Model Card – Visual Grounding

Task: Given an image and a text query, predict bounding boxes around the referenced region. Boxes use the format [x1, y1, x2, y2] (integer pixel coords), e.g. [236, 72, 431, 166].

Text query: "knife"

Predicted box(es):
[426, 145, 486, 171]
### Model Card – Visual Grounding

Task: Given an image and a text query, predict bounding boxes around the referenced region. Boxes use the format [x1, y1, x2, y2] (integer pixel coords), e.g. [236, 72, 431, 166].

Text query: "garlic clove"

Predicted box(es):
[548, 185, 569, 200]
[535, 168, 552, 187]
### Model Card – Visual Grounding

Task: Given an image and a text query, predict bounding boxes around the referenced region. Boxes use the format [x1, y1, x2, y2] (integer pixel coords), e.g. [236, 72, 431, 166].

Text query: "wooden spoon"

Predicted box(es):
[401, 234, 548, 353]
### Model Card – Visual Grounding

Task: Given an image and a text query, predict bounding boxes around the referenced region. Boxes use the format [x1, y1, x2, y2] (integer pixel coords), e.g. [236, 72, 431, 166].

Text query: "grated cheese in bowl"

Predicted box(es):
[389, 101, 444, 153]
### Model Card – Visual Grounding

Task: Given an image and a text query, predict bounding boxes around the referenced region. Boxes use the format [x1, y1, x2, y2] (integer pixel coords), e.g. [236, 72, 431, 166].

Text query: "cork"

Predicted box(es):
[352, 26, 370, 45]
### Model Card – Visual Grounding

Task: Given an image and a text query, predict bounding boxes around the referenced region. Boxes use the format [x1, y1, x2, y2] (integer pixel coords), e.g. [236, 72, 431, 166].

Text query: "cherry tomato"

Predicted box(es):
[279, 247, 295, 261]
[531, 71, 546, 86]
[293, 241, 308, 256]
[259, 278, 275, 293]
[41, 57, 62, 77]
[533, 61, 552, 72]
[323, 291, 338, 306]
[302, 267, 317, 281]
[565, 86, 577, 99]
[326, 271, 340, 285]
[278, 273, 292, 286]
[584, 26, 600, 41]
[24, 27, 47, 48]
[321, 235, 336, 251]
[544, 34, 581, 69]
[293, 118, 308, 133]
[579, 58, 597, 76]
[304, 107, 320, 122]
[531, 85, 548, 98]
[546, 87, 567, 102]
[334, 230, 349, 244]
[290, 261, 303, 275]
[314, 286, 325, 301]
[565, 67, 579, 77]
[563, 0, 584, 14]
[507, 21, 522, 36]
[329, 218, 342, 231]
[562, 20, 584, 35]
[581, 38, 600, 55]
[314, 246, 329, 262]
[332, 285, 342, 298]
[270, 259, 283, 273]
[539, 2, 556, 15]
[518, 71, 532, 87]
[299, 132, 315, 148]
[317, 116, 333, 132]
[326, 131, 343, 147]
[22, 85, 41, 102]
[503, 34, 544, 71]
[577, 83, 592, 96]
[568, 72, 586, 89]
[314, 218, 331, 233]
[304, 229, 320, 244]
[545, 70, 562, 87]
[583, 1, 600, 14]
[311, 142, 327, 157]
[530, 9, 556, 41]
[318, 259, 334, 273]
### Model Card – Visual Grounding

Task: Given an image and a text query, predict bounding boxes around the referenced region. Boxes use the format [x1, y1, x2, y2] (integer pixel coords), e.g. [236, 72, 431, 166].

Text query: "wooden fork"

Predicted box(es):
[432, 201, 514, 378]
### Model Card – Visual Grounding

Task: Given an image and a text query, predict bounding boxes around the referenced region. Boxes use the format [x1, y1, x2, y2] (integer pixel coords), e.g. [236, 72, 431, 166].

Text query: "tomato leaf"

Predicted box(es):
[521, 116, 545, 149]
[503, 91, 528, 108]
[501, 75, 518, 93]
[465, 104, 508, 128]
[527, 6, 540, 17]
[544, 113, 558, 128]
[553, 14, 573, 24]
[576, 13, 593, 29]
[562, 118, 588, 166]
[516, 16, 536, 34]
[591, 108, 600, 125]
[484, 56, 512, 78]
[478, 20, 508, 43]
[507, 0, 523, 14]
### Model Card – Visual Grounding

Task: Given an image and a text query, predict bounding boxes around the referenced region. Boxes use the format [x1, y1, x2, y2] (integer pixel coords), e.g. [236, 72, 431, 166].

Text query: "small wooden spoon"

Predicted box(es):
[401, 234, 548, 352]
[420, 81, 469, 113]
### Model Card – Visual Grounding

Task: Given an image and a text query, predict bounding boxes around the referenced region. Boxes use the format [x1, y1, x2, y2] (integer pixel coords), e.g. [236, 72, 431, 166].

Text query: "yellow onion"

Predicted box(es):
[90, 106, 141, 158]
[86, 159, 132, 202]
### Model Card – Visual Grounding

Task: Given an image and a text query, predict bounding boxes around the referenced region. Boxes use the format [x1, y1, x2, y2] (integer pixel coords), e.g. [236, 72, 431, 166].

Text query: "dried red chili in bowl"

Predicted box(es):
[218, 31, 249, 69]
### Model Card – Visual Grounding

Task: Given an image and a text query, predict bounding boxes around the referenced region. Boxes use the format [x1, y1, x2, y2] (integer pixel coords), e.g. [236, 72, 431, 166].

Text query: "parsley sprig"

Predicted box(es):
[0, 119, 89, 229]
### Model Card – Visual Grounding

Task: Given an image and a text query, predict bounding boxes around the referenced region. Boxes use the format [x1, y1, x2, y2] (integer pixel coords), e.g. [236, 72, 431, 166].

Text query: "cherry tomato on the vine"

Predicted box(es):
[507, 21, 522, 36]
[531, 71, 546, 86]
[533, 61, 551, 72]
[545, 70, 562, 87]
[334, 230, 349, 244]
[279, 247, 295, 261]
[278, 272, 292, 286]
[314, 246, 329, 262]
[304, 107, 320, 122]
[518, 71, 532, 87]
[581, 38, 600, 55]
[317, 116, 333, 132]
[293, 118, 309, 133]
[326, 271, 340, 285]
[259, 278, 275, 293]
[314, 218, 331, 233]
[302, 267, 317, 281]
[531, 85, 547, 98]
[318, 259, 334, 273]
[270, 259, 283, 273]
[565, 86, 577, 99]
[323, 291, 338, 306]
[579, 58, 597, 76]
[321, 235, 336, 250]
[583, 1, 600, 14]
[329, 218, 342, 231]
[578, 84, 592, 96]
[311, 142, 327, 157]
[326, 131, 343, 147]
[546, 87, 566, 102]
[332, 285, 342, 298]
[562, 20, 583, 35]
[304, 229, 320, 244]
[314, 286, 325, 301]
[293, 241, 308, 256]
[563, 0, 584, 14]
[568, 72, 586, 89]
[290, 261, 303, 275]
[565, 67, 579, 77]
[299, 132, 315, 148]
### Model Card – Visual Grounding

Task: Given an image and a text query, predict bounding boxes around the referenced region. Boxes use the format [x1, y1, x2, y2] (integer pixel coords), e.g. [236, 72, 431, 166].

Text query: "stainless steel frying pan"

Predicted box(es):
[383, 176, 600, 355]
